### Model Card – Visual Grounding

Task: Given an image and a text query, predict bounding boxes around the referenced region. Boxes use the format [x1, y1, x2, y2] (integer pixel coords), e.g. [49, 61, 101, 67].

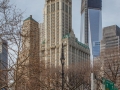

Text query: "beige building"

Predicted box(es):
[101, 25, 120, 51]
[40, 0, 90, 67]
[21, 15, 39, 66]
[39, 23, 45, 44]
[16, 1, 90, 90]
[17, 15, 40, 90]
[100, 25, 120, 89]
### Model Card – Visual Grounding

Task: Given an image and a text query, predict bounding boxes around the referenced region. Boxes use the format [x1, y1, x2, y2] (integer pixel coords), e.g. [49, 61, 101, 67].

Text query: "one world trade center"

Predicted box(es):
[80, 0, 102, 59]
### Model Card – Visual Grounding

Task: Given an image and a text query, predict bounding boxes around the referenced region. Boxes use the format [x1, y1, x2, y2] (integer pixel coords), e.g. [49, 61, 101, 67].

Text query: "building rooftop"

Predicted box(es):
[103, 25, 120, 37]
[24, 15, 38, 22]
[63, 34, 89, 49]
[88, 0, 102, 9]
[103, 25, 119, 30]
[62, 33, 70, 39]
[75, 38, 89, 49]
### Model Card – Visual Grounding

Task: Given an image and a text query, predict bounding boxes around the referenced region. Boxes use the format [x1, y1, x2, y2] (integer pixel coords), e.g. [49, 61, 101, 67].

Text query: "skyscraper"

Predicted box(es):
[17, 15, 40, 90]
[40, 0, 90, 67]
[100, 25, 120, 89]
[101, 25, 120, 51]
[17, 1, 90, 89]
[80, 0, 102, 59]
[0, 39, 8, 90]
[42, 0, 72, 67]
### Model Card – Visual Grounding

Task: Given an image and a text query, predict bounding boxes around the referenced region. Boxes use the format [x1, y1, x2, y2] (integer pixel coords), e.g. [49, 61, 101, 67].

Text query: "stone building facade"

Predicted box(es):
[17, 15, 40, 90]
[101, 25, 120, 51]
[40, 0, 90, 67]
[100, 25, 120, 89]
[21, 15, 40, 67]
[18, 0, 90, 89]
[39, 23, 45, 44]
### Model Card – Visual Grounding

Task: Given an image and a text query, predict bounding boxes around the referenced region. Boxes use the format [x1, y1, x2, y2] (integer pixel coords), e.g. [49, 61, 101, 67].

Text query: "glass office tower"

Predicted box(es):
[0, 39, 8, 90]
[80, 0, 102, 59]
[0, 39, 8, 69]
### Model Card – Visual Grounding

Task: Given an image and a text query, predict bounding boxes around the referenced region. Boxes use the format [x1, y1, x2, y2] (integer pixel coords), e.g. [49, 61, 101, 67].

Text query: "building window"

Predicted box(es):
[69, 7, 71, 15]
[47, 5, 50, 13]
[51, 3, 55, 12]
[65, 4, 68, 13]
[62, 2, 64, 11]
[57, 2, 59, 10]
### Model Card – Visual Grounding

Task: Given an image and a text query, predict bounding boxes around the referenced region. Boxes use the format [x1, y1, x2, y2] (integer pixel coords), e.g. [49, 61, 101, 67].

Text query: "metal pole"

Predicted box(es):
[61, 43, 65, 90]
[62, 62, 64, 90]
[91, 73, 94, 90]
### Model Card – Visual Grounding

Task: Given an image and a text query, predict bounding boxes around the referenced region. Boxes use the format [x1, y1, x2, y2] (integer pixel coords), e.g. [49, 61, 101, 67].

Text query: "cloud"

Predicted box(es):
[102, 0, 120, 28]
[10, 0, 120, 39]
[11, 0, 45, 22]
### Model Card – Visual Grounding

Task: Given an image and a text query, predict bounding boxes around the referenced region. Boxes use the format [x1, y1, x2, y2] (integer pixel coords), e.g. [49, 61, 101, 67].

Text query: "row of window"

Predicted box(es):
[70, 47, 89, 57]
[47, 2, 71, 14]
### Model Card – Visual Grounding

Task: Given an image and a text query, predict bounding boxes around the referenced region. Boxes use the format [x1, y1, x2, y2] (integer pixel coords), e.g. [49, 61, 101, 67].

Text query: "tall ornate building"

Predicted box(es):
[17, 1, 90, 90]
[40, 0, 90, 67]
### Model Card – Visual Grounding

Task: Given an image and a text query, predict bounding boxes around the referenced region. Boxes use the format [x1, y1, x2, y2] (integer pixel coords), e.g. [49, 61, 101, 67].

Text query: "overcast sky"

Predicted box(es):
[11, 0, 120, 40]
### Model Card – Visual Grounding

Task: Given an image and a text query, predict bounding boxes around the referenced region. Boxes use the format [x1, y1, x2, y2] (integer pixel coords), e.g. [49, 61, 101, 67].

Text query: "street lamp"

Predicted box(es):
[60, 43, 65, 90]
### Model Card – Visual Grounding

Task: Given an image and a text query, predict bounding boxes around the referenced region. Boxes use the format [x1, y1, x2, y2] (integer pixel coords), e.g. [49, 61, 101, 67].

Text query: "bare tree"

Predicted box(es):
[93, 57, 103, 90]
[0, 1, 47, 89]
[0, 0, 23, 89]
[0, 1, 92, 90]
[93, 46, 120, 89]
[65, 61, 91, 90]
[39, 61, 91, 90]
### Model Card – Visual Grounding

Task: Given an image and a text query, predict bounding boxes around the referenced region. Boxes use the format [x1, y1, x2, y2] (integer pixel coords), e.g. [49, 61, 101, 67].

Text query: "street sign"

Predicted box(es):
[114, 86, 118, 90]
[105, 79, 114, 90]
[102, 78, 118, 90]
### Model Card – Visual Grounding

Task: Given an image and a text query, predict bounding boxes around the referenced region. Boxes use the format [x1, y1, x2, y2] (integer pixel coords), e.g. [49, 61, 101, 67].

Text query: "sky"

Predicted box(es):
[11, 0, 120, 40]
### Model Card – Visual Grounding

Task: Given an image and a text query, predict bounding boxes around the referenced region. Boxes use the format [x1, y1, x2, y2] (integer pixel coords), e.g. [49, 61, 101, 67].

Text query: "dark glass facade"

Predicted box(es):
[80, 0, 102, 59]
[88, 0, 102, 9]
[0, 39, 8, 90]
[0, 40, 8, 69]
